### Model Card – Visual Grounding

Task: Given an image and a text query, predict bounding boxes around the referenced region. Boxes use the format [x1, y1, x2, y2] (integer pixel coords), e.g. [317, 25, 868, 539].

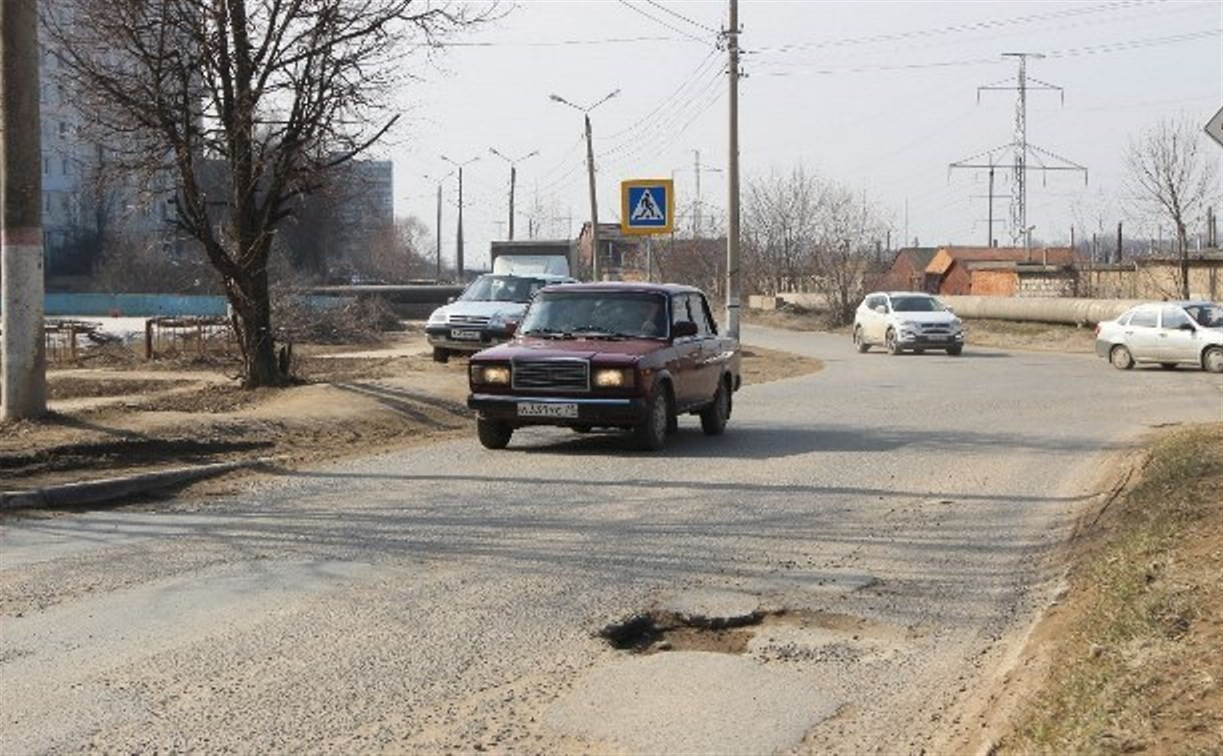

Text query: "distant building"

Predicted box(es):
[576, 222, 643, 280]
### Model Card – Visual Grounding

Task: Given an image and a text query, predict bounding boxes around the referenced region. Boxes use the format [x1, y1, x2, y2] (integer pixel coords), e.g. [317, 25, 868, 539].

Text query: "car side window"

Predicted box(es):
[866, 295, 882, 310]
[687, 294, 714, 337]
[671, 294, 691, 327]
[696, 294, 718, 335]
[1160, 306, 1191, 330]
[1129, 309, 1158, 328]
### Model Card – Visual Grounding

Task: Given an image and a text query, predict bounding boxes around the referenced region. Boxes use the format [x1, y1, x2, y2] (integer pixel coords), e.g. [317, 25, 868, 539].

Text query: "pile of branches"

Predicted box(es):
[274, 294, 404, 346]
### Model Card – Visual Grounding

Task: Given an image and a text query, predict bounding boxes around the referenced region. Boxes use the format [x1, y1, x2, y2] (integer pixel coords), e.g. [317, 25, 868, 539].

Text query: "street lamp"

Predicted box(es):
[488, 147, 539, 241]
[440, 154, 480, 281]
[422, 172, 453, 281]
[549, 89, 619, 281]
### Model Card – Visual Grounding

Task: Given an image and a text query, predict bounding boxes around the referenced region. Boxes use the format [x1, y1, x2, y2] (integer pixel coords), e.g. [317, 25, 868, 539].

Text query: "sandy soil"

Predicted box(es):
[1, 330, 820, 494]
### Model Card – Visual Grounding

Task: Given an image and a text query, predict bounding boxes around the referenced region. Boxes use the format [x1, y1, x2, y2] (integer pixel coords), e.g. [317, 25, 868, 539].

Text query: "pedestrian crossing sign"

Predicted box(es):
[621, 179, 674, 235]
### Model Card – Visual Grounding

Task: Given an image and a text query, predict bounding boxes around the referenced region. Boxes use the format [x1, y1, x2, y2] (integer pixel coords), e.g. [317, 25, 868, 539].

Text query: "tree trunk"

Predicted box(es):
[1177, 222, 1189, 299]
[229, 266, 286, 388]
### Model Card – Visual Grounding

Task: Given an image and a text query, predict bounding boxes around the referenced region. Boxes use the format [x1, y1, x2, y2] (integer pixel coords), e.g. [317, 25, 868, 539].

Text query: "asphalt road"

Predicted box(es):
[2, 326, 1220, 753]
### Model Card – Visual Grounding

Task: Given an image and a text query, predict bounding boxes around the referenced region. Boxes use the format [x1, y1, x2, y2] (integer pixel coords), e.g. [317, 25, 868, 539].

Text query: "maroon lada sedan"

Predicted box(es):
[466, 282, 741, 450]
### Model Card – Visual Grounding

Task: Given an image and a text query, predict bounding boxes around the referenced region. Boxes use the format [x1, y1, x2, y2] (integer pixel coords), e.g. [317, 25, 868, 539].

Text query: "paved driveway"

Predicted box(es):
[2, 326, 1219, 753]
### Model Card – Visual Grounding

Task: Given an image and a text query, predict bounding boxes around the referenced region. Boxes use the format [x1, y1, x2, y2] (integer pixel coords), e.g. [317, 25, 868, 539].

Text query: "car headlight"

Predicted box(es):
[488, 312, 520, 331]
[470, 364, 511, 385]
[593, 368, 633, 388]
[428, 308, 448, 325]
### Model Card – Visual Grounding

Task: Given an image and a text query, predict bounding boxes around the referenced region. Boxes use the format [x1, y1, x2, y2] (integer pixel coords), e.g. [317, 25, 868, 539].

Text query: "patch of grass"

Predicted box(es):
[1005, 424, 1223, 753]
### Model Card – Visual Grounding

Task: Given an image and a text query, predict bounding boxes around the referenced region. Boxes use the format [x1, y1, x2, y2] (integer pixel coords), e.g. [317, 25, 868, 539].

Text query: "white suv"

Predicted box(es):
[853, 292, 964, 356]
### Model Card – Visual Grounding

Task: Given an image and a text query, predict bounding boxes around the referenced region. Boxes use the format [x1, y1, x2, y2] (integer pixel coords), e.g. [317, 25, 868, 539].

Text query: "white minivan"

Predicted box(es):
[852, 292, 965, 356]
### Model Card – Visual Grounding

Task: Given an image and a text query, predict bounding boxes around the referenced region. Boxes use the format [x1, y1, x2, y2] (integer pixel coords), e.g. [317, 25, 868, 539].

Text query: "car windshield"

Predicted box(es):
[458, 275, 550, 303]
[520, 291, 668, 339]
[891, 296, 946, 312]
[1184, 304, 1223, 328]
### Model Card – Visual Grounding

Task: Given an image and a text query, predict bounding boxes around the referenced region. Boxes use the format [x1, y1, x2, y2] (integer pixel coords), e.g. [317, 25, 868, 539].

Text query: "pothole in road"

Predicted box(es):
[600, 609, 765, 655]
[600, 607, 908, 657]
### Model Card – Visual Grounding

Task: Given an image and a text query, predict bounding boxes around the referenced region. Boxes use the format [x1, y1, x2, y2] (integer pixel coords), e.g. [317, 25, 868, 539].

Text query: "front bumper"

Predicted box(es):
[426, 324, 516, 353]
[468, 393, 647, 427]
[896, 331, 964, 348]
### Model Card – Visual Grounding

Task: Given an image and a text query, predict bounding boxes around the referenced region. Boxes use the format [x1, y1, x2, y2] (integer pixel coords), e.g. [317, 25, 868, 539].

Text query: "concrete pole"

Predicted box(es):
[508, 165, 516, 241]
[1, 0, 47, 420]
[456, 166, 465, 281]
[584, 114, 601, 282]
[724, 0, 741, 339]
[435, 182, 442, 280]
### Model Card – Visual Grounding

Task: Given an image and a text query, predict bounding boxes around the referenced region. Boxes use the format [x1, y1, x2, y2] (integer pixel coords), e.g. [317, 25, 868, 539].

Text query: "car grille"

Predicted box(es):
[918, 323, 954, 335]
[448, 314, 491, 327]
[512, 359, 589, 391]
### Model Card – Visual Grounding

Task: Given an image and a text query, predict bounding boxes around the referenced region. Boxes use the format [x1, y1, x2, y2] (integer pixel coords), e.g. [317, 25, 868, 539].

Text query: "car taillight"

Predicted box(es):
[1094, 324, 1101, 336]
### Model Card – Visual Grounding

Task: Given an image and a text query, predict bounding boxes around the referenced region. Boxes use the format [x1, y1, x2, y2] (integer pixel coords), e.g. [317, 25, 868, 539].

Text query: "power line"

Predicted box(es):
[748, 0, 1156, 54]
[754, 28, 1220, 77]
[643, 0, 721, 35]
[616, 0, 710, 43]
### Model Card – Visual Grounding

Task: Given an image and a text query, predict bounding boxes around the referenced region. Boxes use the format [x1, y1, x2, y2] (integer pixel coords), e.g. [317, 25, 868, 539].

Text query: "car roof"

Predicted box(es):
[864, 291, 938, 298]
[542, 281, 704, 296]
[478, 272, 574, 281]
[1129, 300, 1215, 310]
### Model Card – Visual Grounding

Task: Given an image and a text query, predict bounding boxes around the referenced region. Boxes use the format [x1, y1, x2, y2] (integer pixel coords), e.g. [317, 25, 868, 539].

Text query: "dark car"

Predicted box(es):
[466, 282, 741, 451]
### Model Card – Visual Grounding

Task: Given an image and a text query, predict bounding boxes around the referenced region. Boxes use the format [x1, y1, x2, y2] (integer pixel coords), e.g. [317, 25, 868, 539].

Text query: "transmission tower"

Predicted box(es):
[950, 53, 1087, 245]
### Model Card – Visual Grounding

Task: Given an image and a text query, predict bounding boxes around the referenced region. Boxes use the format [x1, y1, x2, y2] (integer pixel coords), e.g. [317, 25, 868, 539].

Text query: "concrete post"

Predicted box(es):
[1, 0, 47, 420]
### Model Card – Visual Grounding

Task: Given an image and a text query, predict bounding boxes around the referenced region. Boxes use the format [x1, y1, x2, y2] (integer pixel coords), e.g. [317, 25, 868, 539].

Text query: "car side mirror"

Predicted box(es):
[1178, 322, 1196, 332]
[447, 296, 456, 304]
[672, 321, 698, 339]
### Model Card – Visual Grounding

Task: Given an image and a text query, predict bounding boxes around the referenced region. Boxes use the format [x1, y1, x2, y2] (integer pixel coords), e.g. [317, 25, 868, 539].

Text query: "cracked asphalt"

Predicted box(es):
[2, 326, 1219, 753]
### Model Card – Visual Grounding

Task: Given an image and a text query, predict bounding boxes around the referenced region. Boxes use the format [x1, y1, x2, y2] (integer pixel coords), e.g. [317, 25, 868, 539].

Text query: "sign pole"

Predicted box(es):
[725, 0, 741, 340]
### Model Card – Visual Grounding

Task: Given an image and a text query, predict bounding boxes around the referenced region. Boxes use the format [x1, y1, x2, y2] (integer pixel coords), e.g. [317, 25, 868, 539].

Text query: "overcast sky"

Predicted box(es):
[380, 0, 1222, 268]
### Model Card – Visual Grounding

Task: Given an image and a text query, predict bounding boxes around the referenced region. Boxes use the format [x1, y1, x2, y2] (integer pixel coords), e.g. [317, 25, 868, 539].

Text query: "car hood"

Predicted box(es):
[430, 300, 529, 321]
[890, 311, 959, 325]
[475, 336, 664, 364]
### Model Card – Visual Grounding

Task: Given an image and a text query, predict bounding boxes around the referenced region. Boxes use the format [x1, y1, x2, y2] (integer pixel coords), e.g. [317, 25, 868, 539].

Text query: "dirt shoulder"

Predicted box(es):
[745, 308, 1097, 353]
[936, 423, 1223, 754]
[1, 330, 821, 498]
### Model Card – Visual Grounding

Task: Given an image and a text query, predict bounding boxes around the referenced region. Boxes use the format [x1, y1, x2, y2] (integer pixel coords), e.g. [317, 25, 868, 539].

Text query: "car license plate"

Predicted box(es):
[518, 402, 578, 419]
[450, 329, 481, 341]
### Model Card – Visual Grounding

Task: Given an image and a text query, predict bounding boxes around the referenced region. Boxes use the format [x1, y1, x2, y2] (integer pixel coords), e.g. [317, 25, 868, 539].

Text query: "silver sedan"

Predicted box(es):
[1095, 301, 1223, 372]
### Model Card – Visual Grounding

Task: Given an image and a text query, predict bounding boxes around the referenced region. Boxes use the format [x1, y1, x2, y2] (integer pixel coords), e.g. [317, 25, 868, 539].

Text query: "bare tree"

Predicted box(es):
[46, 0, 491, 386]
[1125, 117, 1220, 299]
[742, 166, 887, 324]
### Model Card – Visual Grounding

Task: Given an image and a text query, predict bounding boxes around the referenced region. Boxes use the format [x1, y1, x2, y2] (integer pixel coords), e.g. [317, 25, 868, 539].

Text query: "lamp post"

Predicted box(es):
[489, 148, 539, 241]
[549, 89, 619, 281]
[423, 172, 453, 281]
[440, 154, 479, 281]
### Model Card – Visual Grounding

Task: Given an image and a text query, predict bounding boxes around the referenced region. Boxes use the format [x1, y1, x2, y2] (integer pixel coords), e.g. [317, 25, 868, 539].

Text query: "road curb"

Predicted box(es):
[0, 459, 269, 511]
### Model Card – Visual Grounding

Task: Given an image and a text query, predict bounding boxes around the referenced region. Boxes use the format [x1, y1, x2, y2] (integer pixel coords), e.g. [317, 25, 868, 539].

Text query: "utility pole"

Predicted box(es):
[441, 155, 479, 281]
[1, 0, 47, 420]
[489, 148, 539, 241]
[550, 90, 619, 281]
[951, 53, 1085, 245]
[1116, 221, 1123, 263]
[968, 164, 1006, 247]
[424, 172, 449, 281]
[724, 0, 742, 339]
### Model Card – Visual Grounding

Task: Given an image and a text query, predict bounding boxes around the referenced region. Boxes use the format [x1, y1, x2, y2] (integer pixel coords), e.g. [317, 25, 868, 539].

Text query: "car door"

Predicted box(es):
[1158, 305, 1198, 362]
[668, 293, 701, 409]
[690, 293, 725, 400]
[865, 295, 889, 342]
[1123, 307, 1161, 361]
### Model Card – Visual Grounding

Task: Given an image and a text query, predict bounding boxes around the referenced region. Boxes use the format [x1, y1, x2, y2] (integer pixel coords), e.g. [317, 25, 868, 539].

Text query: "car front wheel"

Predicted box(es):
[1203, 346, 1223, 374]
[947, 344, 963, 356]
[634, 385, 670, 451]
[1110, 345, 1134, 370]
[432, 347, 449, 364]
[476, 417, 513, 449]
[853, 326, 869, 353]
[885, 328, 902, 355]
[700, 379, 731, 436]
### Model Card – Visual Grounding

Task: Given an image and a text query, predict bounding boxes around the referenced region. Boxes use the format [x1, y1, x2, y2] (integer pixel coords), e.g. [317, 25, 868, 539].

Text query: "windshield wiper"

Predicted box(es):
[521, 327, 570, 339]
[570, 325, 629, 340]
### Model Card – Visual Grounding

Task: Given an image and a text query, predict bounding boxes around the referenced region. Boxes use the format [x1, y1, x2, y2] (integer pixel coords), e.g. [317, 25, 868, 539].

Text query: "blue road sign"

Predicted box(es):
[621, 179, 674, 235]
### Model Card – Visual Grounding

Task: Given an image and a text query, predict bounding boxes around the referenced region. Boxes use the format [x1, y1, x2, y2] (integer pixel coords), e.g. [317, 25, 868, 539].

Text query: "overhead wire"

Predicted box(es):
[616, 0, 712, 44]
[643, 0, 721, 35]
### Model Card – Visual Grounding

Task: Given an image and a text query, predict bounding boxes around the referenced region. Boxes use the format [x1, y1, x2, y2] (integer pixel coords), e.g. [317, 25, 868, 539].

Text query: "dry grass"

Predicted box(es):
[1004, 424, 1223, 753]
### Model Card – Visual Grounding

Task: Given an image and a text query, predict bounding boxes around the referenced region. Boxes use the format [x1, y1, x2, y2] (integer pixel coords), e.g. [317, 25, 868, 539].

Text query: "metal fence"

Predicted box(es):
[144, 316, 234, 360]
